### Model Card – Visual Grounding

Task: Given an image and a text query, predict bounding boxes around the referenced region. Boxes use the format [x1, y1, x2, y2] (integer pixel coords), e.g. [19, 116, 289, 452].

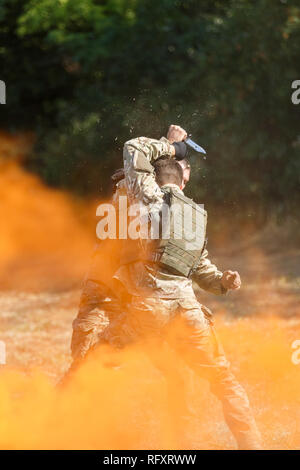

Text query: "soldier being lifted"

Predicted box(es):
[67, 157, 191, 373]
[108, 124, 262, 450]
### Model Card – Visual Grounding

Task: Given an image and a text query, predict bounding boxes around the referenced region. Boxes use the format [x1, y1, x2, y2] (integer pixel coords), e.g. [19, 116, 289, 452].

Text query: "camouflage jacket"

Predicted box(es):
[86, 178, 127, 286]
[114, 136, 226, 299]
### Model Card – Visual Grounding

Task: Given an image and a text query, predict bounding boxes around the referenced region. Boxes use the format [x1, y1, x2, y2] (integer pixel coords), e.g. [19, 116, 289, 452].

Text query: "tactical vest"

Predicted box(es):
[147, 188, 207, 277]
[120, 187, 207, 278]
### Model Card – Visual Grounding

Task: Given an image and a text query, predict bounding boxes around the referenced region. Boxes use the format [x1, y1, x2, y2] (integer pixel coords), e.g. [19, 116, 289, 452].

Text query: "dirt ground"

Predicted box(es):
[2, 244, 299, 374]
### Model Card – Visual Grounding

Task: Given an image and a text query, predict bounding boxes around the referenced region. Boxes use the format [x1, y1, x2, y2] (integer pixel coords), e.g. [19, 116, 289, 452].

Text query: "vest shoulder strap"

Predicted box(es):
[162, 187, 207, 218]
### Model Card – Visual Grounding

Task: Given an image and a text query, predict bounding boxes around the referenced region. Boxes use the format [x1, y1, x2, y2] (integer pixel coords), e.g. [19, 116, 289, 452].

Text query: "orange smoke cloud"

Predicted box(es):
[0, 316, 299, 449]
[0, 132, 99, 290]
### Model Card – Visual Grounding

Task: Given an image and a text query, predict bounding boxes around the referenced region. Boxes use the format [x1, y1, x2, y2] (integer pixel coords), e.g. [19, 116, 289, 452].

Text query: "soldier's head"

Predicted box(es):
[153, 158, 184, 189]
[154, 156, 191, 190]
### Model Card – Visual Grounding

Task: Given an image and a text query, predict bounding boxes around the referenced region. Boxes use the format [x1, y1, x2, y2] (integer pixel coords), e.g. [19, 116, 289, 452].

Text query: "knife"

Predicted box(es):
[184, 137, 206, 155]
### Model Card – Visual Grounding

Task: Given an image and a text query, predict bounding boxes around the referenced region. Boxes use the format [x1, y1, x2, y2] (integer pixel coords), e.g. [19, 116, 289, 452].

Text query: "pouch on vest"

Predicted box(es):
[148, 188, 207, 277]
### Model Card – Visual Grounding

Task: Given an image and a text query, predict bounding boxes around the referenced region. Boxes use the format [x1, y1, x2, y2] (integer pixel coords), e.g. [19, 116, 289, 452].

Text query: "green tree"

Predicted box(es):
[0, 0, 299, 224]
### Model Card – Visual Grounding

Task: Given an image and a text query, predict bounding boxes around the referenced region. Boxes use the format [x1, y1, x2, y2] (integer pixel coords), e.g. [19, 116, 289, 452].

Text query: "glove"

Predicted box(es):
[173, 141, 188, 160]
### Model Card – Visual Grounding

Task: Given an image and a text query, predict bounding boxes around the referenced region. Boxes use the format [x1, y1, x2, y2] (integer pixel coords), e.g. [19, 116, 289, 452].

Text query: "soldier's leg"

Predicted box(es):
[172, 305, 262, 450]
[153, 346, 191, 449]
[63, 279, 120, 382]
[206, 325, 263, 449]
[70, 280, 109, 362]
[118, 297, 190, 447]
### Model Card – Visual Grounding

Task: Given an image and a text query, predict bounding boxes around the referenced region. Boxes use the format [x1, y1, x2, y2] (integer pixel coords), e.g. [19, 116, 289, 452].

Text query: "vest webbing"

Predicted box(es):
[120, 187, 207, 278]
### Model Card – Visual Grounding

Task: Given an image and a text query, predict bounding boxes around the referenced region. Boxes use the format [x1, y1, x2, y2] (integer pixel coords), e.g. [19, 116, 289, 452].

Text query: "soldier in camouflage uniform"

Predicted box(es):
[67, 172, 128, 373]
[69, 159, 192, 371]
[109, 125, 262, 450]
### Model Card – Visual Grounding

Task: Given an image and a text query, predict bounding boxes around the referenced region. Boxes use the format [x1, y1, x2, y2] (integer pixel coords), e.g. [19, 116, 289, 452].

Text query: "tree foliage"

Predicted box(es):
[0, 0, 299, 223]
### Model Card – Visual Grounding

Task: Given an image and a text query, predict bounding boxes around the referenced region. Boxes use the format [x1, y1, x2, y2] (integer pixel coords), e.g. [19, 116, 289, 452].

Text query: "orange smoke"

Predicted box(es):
[0, 315, 299, 449]
[0, 132, 99, 290]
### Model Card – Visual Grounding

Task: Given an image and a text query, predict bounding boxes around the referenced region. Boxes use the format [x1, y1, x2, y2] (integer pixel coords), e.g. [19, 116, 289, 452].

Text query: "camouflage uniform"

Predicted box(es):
[110, 136, 262, 450]
[69, 179, 127, 370]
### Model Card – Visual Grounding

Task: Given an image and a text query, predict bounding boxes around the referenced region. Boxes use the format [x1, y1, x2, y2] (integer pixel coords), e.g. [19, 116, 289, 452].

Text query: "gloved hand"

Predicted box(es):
[173, 141, 188, 160]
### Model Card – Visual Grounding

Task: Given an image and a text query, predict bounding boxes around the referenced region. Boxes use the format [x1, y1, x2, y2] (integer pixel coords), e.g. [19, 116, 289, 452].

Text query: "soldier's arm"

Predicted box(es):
[123, 136, 174, 205]
[191, 249, 227, 296]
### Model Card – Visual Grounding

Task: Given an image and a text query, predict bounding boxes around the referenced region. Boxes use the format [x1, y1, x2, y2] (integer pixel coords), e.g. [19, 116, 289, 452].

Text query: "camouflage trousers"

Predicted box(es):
[70, 279, 124, 369]
[66, 283, 262, 449]
[104, 295, 262, 450]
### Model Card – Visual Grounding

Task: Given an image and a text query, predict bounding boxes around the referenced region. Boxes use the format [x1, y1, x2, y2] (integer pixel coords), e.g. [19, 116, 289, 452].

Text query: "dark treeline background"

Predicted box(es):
[0, 0, 299, 231]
